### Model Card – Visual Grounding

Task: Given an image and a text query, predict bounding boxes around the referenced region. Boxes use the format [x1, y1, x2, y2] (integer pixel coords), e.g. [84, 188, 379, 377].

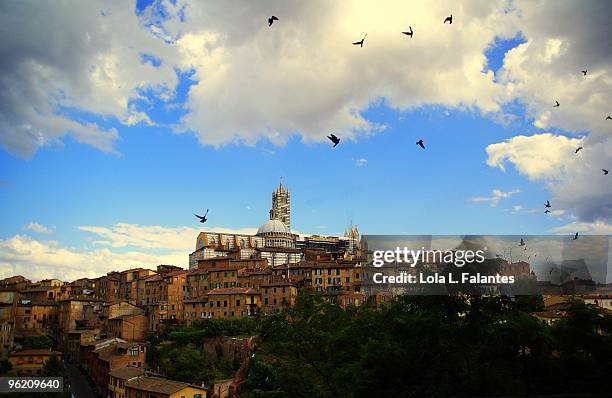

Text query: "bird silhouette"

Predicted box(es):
[402, 27, 413, 38]
[575, 147, 583, 154]
[554, 100, 560, 107]
[327, 134, 340, 147]
[581, 70, 587, 76]
[545, 209, 551, 214]
[573, 232, 579, 240]
[603, 169, 609, 175]
[352, 34, 367, 47]
[444, 14, 453, 24]
[520, 238, 525, 246]
[194, 209, 209, 223]
[606, 115, 612, 120]
[545, 200, 551, 208]
[268, 16, 279, 26]
[416, 139, 425, 149]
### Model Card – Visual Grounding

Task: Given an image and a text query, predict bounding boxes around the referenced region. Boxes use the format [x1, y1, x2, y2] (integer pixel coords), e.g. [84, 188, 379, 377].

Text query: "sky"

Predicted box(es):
[0, 0, 611, 281]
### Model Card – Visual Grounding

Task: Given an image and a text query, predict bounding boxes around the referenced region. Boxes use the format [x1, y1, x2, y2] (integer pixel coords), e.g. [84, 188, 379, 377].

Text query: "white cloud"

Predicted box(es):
[1, 0, 611, 225]
[78, 223, 257, 250]
[549, 209, 566, 217]
[355, 158, 368, 167]
[550, 220, 612, 235]
[509, 205, 537, 214]
[0, 1, 179, 158]
[1, 0, 517, 155]
[486, 132, 611, 222]
[471, 189, 520, 207]
[22, 222, 53, 234]
[1, 223, 259, 281]
[0, 234, 185, 281]
[485, 133, 582, 180]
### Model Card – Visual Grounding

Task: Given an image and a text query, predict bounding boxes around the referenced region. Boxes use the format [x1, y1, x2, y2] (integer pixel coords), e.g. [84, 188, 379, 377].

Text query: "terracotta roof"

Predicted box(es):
[109, 365, 145, 380]
[188, 269, 209, 276]
[95, 345, 118, 361]
[242, 268, 273, 275]
[164, 269, 187, 276]
[58, 297, 105, 302]
[126, 376, 203, 395]
[21, 286, 59, 292]
[81, 337, 125, 347]
[67, 329, 100, 335]
[532, 311, 566, 319]
[260, 281, 297, 288]
[109, 313, 146, 321]
[207, 287, 259, 295]
[184, 297, 209, 303]
[9, 349, 62, 357]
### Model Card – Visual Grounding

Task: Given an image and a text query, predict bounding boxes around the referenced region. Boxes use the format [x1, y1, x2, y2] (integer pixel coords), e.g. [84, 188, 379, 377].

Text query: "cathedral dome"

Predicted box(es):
[257, 219, 290, 235]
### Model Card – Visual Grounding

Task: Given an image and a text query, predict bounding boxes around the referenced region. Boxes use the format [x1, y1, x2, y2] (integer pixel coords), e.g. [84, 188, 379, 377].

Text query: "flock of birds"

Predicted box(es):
[195, 14, 610, 244]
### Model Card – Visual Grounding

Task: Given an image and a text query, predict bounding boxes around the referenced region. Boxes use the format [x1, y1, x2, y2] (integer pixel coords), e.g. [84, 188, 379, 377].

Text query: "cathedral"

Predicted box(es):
[188, 180, 359, 270]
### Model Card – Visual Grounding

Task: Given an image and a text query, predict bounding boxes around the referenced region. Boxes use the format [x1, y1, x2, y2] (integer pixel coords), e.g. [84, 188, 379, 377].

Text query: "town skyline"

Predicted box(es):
[1, 0, 611, 282]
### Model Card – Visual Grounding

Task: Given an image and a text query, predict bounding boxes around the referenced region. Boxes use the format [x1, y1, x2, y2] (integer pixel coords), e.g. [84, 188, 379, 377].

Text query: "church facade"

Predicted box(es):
[188, 181, 359, 270]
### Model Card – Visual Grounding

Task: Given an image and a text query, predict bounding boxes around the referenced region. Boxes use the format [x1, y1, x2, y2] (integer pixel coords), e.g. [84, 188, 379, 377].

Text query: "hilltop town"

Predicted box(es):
[0, 182, 611, 397]
[0, 182, 369, 397]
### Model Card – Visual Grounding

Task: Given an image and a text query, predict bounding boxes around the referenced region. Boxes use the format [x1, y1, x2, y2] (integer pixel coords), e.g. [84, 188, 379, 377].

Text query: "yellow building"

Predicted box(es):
[125, 376, 206, 398]
[206, 288, 260, 319]
[108, 365, 145, 398]
[8, 349, 62, 375]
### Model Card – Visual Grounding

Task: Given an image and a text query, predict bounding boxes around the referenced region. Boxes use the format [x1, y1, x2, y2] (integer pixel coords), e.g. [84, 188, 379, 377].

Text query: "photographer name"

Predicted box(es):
[372, 272, 515, 285]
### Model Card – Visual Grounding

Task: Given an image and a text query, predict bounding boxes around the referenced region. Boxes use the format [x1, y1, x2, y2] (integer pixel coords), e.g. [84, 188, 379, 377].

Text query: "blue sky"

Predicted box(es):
[1, 0, 610, 280]
[0, 57, 557, 241]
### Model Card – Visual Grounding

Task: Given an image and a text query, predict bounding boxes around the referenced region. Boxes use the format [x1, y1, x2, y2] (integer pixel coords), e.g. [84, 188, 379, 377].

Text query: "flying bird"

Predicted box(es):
[444, 14, 453, 24]
[194, 209, 209, 223]
[554, 100, 560, 107]
[268, 16, 279, 26]
[581, 70, 587, 76]
[545, 200, 551, 208]
[352, 34, 367, 47]
[603, 169, 609, 175]
[327, 134, 340, 147]
[573, 232, 579, 240]
[402, 27, 413, 38]
[575, 147, 583, 154]
[520, 238, 525, 246]
[606, 115, 612, 120]
[545, 209, 551, 214]
[416, 139, 425, 149]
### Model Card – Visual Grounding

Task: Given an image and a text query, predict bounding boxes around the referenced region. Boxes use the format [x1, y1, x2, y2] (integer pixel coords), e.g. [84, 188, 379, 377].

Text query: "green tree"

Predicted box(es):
[21, 335, 53, 350]
[42, 355, 63, 377]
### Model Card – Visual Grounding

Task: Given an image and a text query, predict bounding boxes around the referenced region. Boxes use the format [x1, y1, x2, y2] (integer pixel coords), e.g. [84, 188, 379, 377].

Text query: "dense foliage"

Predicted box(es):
[241, 291, 612, 398]
[146, 318, 255, 384]
[20, 334, 54, 350]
